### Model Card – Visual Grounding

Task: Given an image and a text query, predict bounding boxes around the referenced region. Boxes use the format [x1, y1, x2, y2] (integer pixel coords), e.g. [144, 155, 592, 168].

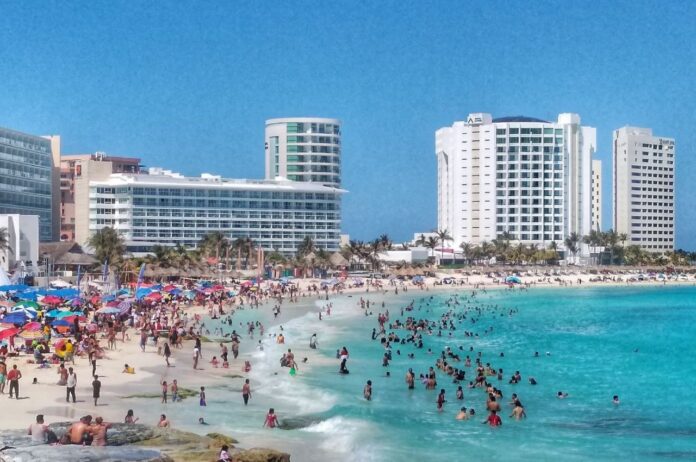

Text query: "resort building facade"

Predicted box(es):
[82, 169, 344, 255]
[612, 127, 675, 252]
[591, 159, 602, 231]
[265, 117, 342, 188]
[0, 126, 60, 241]
[436, 113, 596, 251]
[60, 153, 141, 241]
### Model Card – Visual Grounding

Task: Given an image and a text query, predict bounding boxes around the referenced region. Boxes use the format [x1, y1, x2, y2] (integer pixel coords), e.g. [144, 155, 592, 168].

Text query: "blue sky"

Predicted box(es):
[1, 1, 694, 247]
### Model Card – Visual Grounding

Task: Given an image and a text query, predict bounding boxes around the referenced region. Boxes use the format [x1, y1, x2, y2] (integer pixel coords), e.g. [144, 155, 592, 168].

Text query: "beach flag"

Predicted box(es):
[136, 263, 145, 290]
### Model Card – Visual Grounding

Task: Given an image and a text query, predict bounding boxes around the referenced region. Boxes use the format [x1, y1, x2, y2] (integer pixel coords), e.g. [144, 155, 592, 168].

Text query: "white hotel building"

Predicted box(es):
[613, 127, 675, 252]
[84, 169, 344, 255]
[436, 113, 596, 251]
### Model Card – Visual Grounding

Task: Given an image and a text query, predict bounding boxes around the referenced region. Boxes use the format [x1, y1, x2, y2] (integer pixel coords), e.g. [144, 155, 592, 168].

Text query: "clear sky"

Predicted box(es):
[1, 1, 694, 247]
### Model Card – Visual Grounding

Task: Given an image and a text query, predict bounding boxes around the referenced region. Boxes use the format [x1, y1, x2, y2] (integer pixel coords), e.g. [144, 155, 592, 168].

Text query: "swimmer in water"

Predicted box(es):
[557, 391, 568, 399]
[509, 400, 526, 420]
[437, 389, 446, 411]
[364, 380, 372, 401]
[456, 407, 468, 420]
[613, 395, 620, 405]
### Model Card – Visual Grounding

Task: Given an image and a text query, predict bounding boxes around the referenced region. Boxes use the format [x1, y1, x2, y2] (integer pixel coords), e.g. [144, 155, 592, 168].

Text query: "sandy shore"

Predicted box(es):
[1, 272, 693, 438]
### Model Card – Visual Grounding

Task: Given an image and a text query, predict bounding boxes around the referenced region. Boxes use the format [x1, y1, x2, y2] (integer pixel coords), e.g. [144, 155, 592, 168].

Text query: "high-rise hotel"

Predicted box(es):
[265, 118, 341, 188]
[613, 127, 675, 252]
[436, 113, 596, 250]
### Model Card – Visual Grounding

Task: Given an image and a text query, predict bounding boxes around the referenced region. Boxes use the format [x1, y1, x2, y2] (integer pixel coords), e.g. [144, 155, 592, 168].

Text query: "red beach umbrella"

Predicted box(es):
[0, 327, 20, 340]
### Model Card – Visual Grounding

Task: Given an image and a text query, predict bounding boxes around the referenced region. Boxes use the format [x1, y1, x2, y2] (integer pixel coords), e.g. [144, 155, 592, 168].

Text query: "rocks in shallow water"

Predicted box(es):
[0, 423, 287, 462]
[232, 448, 291, 462]
[3, 445, 173, 462]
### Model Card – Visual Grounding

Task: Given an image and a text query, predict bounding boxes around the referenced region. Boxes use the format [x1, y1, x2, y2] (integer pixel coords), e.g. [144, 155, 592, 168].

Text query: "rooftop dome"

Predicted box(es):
[492, 116, 550, 123]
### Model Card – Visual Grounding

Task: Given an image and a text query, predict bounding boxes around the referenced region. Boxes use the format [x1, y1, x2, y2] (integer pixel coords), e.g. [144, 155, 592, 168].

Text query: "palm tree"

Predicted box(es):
[459, 242, 473, 265]
[424, 236, 440, 260]
[436, 229, 453, 261]
[198, 231, 228, 261]
[603, 230, 619, 265]
[378, 234, 393, 251]
[547, 241, 559, 265]
[297, 236, 316, 257]
[564, 232, 581, 264]
[88, 227, 125, 266]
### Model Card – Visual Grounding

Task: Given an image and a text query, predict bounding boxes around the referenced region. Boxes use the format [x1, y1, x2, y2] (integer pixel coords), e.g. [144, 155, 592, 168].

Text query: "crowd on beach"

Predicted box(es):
[0, 269, 686, 460]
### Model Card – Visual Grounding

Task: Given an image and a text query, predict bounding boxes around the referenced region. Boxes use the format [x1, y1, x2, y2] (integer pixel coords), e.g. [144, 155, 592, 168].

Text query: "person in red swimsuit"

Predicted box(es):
[484, 409, 502, 427]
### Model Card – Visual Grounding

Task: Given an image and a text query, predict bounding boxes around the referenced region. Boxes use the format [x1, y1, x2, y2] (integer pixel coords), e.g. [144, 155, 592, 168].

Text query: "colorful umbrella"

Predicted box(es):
[97, 307, 121, 315]
[146, 292, 162, 301]
[0, 327, 20, 340]
[41, 295, 63, 305]
[63, 315, 87, 323]
[14, 300, 39, 309]
[22, 322, 42, 331]
[70, 298, 84, 307]
[52, 319, 72, 327]
[18, 330, 44, 340]
[9, 307, 37, 319]
[2, 312, 29, 324]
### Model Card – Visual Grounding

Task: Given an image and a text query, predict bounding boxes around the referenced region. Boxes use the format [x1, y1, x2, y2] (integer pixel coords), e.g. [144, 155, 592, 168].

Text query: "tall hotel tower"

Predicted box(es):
[436, 113, 596, 250]
[613, 127, 675, 252]
[265, 118, 342, 188]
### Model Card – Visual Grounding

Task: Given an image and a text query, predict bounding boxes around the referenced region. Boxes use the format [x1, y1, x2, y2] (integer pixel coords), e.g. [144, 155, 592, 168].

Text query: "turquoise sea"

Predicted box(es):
[132, 286, 696, 461]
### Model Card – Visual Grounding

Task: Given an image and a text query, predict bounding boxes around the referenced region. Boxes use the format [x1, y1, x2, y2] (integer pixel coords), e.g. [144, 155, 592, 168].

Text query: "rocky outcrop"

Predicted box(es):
[0, 423, 288, 462]
[232, 448, 291, 462]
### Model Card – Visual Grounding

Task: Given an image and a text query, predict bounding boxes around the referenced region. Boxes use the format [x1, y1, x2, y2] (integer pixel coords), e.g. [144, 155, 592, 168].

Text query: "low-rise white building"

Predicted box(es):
[85, 170, 346, 256]
[0, 214, 40, 273]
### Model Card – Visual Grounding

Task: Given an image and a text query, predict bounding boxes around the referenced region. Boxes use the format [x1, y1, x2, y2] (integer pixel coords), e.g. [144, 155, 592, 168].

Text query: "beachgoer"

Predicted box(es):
[200, 386, 207, 406]
[484, 410, 502, 427]
[364, 380, 372, 401]
[456, 407, 468, 420]
[242, 379, 251, 405]
[7, 364, 21, 399]
[263, 408, 279, 428]
[510, 400, 526, 420]
[613, 395, 620, 405]
[218, 444, 231, 462]
[92, 375, 101, 406]
[123, 364, 135, 374]
[124, 409, 139, 424]
[89, 417, 111, 446]
[28, 414, 48, 443]
[437, 389, 446, 411]
[158, 414, 170, 428]
[171, 380, 179, 402]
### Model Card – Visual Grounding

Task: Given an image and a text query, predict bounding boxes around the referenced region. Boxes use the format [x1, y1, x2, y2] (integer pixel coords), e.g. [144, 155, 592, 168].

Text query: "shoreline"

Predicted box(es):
[1, 276, 695, 461]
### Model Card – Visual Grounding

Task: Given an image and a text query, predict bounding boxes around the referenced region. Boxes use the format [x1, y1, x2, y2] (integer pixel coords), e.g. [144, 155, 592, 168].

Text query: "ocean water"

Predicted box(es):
[128, 286, 696, 461]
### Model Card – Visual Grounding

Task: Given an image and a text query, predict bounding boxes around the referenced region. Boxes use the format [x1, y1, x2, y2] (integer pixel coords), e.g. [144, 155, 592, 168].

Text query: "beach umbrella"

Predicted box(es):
[0, 327, 20, 340]
[22, 322, 42, 331]
[41, 295, 63, 305]
[69, 298, 84, 307]
[505, 276, 522, 284]
[2, 312, 30, 324]
[97, 307, 121, 315]
[90, 295, 101, 305]
[106, 301, 120, 307]
[101, 294, 116, 302]
[52, 319, 72, 327]
[14, 300, 39, 310]
[63, 315, 87, 323]
[18, 330, 44, 340]
[9, 307, 38, 319]
[146, 292, 162, 301]
[163, 284, 177, 292]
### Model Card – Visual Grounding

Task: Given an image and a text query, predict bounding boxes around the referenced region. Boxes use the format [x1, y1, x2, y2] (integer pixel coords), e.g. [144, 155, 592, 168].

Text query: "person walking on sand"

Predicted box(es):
[7, 364, 22, 399]
[193, 346, 201, 370]
[92, 375, 101, 406]
[242, 379, 251, 405]
[163, 342, 172, 367]
[66, 367, 77, 403]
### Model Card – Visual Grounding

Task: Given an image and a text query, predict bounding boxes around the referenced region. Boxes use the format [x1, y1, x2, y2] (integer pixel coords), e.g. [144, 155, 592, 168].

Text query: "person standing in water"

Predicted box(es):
[242, 379, 251, 405]
[364, 380, 372, 401]
[437, 389, 446, 411]
[263, 408, 279, 428]
[199, 386, 207, 406]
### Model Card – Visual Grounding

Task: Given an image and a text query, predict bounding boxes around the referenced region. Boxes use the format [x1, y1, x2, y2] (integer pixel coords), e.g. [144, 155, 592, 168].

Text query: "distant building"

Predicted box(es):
[0, 127, 60, 241]
[591, 159, 602, 231]
[0, 214, 39, 273]
[613, 127, 675, 252]
[265, 118, 341, 188]
[83, 169, 345, 256]
[436, 113, 596, 252]
[60, 153, 141, 241]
